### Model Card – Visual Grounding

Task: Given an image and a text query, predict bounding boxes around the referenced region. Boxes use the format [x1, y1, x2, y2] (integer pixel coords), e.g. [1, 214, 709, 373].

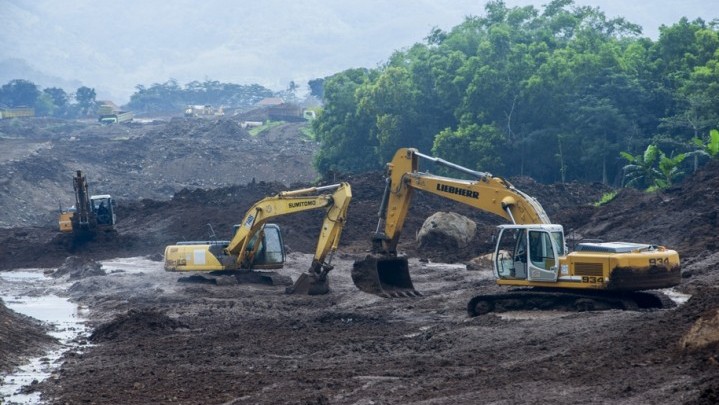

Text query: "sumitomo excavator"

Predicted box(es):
[352, 148, 681, 316]
[164, 182, 352, 295]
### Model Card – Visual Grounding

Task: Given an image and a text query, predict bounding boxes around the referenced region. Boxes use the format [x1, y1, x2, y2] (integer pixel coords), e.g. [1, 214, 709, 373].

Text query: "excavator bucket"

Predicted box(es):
[351, 255, 420, 298]
[287, 260, 332, 295]
[286, 272, 330, 295]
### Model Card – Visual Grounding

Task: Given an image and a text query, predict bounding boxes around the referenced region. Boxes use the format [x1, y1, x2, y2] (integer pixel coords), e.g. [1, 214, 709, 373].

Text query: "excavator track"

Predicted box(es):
[177, 270, 293, 286]
[467, 288, 675, 317]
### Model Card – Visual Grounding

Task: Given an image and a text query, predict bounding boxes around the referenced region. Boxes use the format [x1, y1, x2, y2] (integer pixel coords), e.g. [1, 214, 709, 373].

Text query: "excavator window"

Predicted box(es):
[495, 227, 561, 281]
[249, 225, 285, 266]
[529, 231, 556, 271]
[494, 228, 528, 280]
[262, 228, 284, 264]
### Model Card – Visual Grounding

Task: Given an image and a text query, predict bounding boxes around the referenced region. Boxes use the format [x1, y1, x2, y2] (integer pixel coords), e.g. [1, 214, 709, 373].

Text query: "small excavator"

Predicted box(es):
[58, 170, 116, 238]
[164, 182, 352, 295]
[352, 148, 681, 316]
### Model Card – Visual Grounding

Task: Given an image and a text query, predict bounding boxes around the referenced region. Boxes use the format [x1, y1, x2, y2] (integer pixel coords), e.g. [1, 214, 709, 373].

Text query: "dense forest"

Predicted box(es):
[311, 0, 719, 186]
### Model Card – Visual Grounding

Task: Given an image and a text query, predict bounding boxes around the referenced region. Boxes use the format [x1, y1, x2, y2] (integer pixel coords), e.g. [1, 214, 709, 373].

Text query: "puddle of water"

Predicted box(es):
[0, 270, 89, 405]
[663, 288, 691, 305]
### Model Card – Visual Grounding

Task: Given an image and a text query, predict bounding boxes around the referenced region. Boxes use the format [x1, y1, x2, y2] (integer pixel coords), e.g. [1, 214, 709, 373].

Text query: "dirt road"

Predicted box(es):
[0, 250, 714, 404]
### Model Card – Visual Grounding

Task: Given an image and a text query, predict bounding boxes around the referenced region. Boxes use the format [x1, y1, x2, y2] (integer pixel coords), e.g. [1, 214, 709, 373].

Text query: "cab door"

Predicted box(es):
[526, 230, 559, 282]
[249, 224, 285, 269]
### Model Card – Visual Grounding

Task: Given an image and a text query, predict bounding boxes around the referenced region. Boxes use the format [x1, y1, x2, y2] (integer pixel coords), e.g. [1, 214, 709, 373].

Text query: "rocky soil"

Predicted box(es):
[1, 117, 718, 404]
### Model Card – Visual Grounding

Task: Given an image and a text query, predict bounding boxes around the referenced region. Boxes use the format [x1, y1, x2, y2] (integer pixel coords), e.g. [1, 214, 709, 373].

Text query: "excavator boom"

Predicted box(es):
[353, 148, 552, 297]
[164, 182, 352, 295]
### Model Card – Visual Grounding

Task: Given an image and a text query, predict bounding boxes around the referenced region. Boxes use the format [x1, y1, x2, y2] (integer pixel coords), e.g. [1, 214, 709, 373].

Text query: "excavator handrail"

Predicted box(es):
[412, 150, 492, 180]
[409, 150, 550, 224]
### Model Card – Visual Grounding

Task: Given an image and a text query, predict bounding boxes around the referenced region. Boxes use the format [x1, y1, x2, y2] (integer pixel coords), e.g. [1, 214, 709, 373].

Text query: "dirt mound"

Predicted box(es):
[1, 137, 716, 272]
[577, 160, 719, 258]
[0, 118, 318, 227]
[0, 300, 55, 374]
[6, 116, 715, 267]
[90, 309, 188, 342]
[51, 256, 106, 280]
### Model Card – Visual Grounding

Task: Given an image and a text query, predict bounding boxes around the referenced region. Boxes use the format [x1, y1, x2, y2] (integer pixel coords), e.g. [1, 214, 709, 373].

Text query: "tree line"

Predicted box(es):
[126, 79, 275, 113]
[0, 80, 98, 118]
[0, 78, 279, 118]
[311, 0, 719, 187]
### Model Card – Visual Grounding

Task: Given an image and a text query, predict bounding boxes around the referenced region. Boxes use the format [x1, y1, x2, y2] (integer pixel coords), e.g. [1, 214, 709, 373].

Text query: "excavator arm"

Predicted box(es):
[225, 183, 351, 267]
[354, 148, 552, 297]
[164, 182, 352, 295]
[287, 183, 353, 294]
[372, 148, 550, 255]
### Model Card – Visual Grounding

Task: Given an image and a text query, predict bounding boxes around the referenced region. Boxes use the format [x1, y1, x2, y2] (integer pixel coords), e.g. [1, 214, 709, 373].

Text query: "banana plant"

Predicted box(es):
[620, 144, 687, 191]
[651, 151, 687, 191]
[691, 129, 719, 159]
[620, 144, 662, 189]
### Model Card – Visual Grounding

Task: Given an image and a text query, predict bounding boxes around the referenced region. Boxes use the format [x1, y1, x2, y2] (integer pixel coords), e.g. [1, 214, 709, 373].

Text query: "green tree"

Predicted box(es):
[432, 123, 506, 174]
[356, 66, 427, 162]
[313, 68, 379, 175]
[308, 78, 325, 99]
[691, 129, 719, 159]
[43, 87, 69, 117]
[620, 144, 662, 189]
[0, 79, 40, 107]
[128, 79, 273, 113]
[310, 0, 719, 183]
[34, 92, 56, 116]
[653, 151, 686, 190]
[75, 86, 97, 116]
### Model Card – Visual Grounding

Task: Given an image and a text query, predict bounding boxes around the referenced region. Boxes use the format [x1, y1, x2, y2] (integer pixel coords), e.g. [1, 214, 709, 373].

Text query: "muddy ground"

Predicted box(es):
[1, 117, 719, 404]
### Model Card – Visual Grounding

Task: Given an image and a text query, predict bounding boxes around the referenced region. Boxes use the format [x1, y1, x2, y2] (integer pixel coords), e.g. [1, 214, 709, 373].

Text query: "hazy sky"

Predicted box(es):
[1, 0, 717, 103]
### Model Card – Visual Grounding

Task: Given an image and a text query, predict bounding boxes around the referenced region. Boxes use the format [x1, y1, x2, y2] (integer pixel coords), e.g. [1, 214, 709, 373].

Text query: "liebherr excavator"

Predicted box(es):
[164, 182, 352, 295]
[352, 148, 681, 316]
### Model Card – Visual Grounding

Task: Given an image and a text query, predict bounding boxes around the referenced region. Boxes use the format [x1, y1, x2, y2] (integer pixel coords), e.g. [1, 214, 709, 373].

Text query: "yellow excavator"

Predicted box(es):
[352, 148, 681, 316]
[164, 182, 352, 295]
[58, 170, 116, 237]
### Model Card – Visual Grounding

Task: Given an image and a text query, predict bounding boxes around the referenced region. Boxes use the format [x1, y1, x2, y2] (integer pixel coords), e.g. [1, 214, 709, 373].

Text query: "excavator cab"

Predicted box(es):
[243, 224, 286, 269]
[90, 195, 116, 226]
[494, 224, 564, 282]
[167, 224, 286, 271]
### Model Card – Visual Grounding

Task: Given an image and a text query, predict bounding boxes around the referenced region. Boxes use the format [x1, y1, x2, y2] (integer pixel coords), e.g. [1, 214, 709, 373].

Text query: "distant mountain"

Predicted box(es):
[0, 58, 83, 93]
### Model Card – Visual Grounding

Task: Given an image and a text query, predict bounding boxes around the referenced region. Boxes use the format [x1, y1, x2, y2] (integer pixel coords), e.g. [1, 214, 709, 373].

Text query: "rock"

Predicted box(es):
[680, 308, 719, 351]
[52, 256, 106, 280]
[416, 212, 476, 249]
[466, 252, 495, 271]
